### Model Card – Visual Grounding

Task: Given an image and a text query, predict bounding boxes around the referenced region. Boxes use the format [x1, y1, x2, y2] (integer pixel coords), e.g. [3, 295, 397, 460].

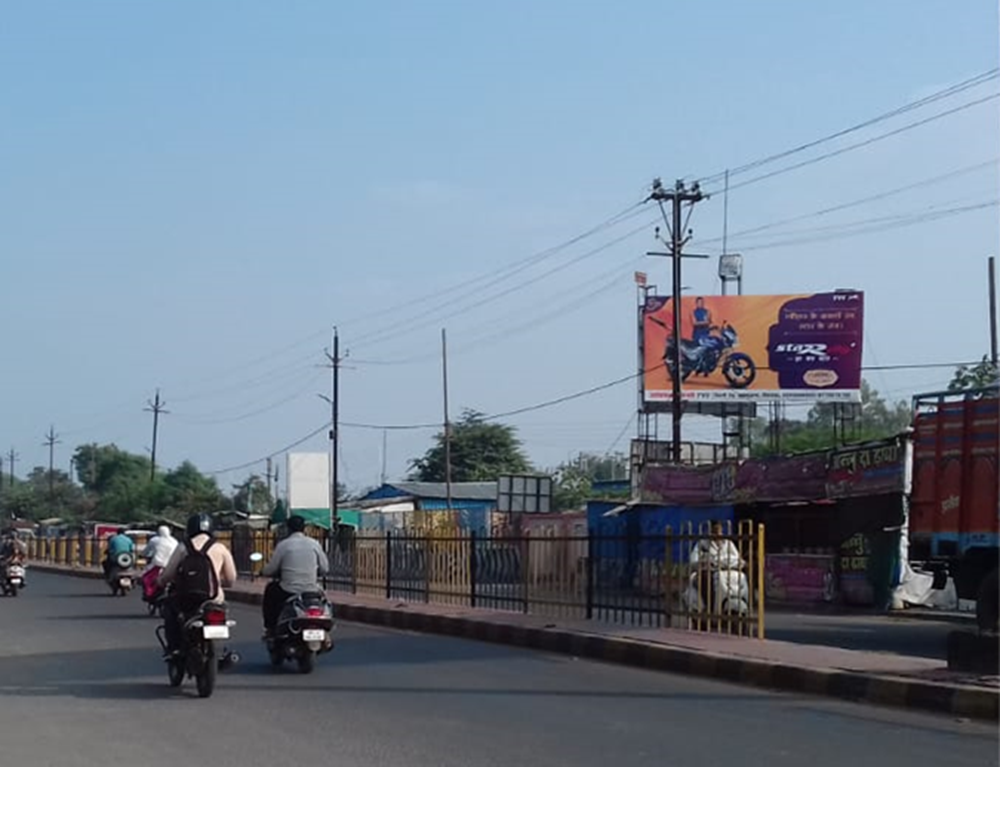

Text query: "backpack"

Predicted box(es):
[173, 537, 219, 611]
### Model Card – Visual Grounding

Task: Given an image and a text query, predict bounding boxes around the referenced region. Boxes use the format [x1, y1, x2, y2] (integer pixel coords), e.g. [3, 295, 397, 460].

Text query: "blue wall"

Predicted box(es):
[587, 501, 736, 562]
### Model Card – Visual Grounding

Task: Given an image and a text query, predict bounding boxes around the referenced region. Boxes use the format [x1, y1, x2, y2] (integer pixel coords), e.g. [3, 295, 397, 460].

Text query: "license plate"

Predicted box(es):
[202, 626, 229, 639]
[9, 578, 22, 585]
[302, 629, 325, 642]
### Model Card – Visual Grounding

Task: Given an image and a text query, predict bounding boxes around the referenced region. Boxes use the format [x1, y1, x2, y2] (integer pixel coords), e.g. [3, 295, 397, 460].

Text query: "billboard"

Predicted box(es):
[641, 291, 863, 405]
[286, 452, 330, 510]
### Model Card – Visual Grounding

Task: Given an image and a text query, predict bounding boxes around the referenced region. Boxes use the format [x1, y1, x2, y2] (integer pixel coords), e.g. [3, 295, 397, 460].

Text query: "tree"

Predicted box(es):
[409, 409, 532, 482]
[750, 380, 911, 457]
[233, 474, 275, 515]
[551, 452, 630, 511]
[161, 461, 229, 517]
[73, 443, 151, 495]
[948, 356, 999, 392]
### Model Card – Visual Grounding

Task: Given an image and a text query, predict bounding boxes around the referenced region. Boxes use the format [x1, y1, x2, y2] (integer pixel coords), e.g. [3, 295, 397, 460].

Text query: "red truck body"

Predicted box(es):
[909, 389, 999, 601]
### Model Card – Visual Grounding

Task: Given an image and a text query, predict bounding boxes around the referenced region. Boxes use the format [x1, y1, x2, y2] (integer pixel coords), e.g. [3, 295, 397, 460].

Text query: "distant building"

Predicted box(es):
[353, 482, 497, 513]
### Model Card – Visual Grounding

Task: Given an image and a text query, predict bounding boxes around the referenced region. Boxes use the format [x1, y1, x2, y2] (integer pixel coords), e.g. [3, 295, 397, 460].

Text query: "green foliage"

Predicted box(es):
[551, 452, 629, 511]
[1, 444, 230, 527]
[232, 474, 275, 515]
[749, 380, 911, 457]
[948, 356, 999, 392]
[409, 409, 532, 482]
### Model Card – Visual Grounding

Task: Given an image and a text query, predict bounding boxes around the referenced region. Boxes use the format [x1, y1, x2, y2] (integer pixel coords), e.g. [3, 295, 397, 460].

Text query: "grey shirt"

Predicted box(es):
[262, 532, 329, 594]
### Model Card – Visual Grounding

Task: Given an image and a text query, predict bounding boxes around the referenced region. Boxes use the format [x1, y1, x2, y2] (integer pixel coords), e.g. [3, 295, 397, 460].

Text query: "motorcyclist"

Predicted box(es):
[142, 524, 179, 600]
[1, 531, 27, 566]
[261, 515, 329, 639]
[688, 521, 743, 612]
[103, 527, 135, 577]
[156, 513, 237, 660]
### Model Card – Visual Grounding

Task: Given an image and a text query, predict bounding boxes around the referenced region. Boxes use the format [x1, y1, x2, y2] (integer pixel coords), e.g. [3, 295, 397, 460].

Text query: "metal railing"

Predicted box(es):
[21, 518, 765, 637]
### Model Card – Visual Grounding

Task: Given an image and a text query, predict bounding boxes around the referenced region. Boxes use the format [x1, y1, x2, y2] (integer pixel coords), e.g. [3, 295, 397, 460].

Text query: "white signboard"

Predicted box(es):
[287, 452, 330, 509]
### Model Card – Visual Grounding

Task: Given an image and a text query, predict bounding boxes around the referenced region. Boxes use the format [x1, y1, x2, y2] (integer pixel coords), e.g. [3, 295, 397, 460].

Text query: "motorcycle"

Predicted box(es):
[684, 540, 750, 617]
[106, 552, 136, 596]
[156, 598, 240, 698]
[1, 560, 26, 597]
[266, 589, 335, 674]
[665, 322, 757, 389]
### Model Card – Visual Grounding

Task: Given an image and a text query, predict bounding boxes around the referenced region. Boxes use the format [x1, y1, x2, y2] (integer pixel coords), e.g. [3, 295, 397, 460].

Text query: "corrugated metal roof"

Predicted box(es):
[360, 481, 498, 501]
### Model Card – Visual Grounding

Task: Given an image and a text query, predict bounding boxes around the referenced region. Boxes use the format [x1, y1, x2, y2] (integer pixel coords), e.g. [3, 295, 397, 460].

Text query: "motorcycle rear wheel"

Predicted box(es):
[167, 659, 184, 687]
[196, 642, 217, 697]
[297, 650, 316, 674]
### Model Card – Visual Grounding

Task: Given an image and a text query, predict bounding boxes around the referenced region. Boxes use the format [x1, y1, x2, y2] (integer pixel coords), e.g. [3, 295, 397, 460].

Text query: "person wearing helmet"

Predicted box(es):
[157, 513, 237, 659]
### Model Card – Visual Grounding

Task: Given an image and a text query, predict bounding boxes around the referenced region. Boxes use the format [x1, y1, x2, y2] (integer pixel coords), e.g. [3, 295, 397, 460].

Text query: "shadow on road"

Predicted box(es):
[44, 613, 153, 622]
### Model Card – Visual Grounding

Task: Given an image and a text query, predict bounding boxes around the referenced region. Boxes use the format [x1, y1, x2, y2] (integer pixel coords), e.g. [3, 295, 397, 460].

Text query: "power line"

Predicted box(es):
[350, 216, 659, 351]
[340, 200, 651, 333]
[206, 422, 330, 476]
[696, 68, 1000, 186]
[720, 199, 998, 252]
[698, 158, 998, 245]
[351, 253, 646, 366]
[707, 91, 1000, 196]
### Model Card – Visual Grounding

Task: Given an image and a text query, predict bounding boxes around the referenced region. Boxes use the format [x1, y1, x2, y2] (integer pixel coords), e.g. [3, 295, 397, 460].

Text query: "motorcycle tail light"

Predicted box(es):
[305, 607, 326, 618]
[204, 608, 227, 626]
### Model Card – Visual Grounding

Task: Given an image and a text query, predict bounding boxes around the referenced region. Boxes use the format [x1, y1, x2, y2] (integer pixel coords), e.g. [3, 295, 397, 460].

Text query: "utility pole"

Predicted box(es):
[647, 178, 708, 463]
[380, 428, 388, 486]
[442, 328, 453, 510]
[323, 328, 343, 539]
[43, 425, 61, 507]
[7, 448, 17, 487]
[989, 256, 998, 368]
[144, 389, 168, 482]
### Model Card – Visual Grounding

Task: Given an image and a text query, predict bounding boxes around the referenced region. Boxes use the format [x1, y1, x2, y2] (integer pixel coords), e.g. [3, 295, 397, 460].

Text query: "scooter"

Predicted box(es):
[265, 589, 335, 674]
[684, 542, 750, 616]
[156, 598, 240, 698]
[1, 560, 26, 597]
[107, 552, 136, 596]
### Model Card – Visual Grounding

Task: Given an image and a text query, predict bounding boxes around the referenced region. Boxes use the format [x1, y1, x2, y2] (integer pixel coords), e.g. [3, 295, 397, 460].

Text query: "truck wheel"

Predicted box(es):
[976, 567, 999, 634]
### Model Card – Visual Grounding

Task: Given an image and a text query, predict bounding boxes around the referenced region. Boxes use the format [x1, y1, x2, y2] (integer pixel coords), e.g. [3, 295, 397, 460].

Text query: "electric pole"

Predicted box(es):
[323, 328, 343, 540]
[647, 178, 708, 463]
[7, 448, 17, 487]
[989, 256, 998, 368]
[442, 328, 453, 510]
[144, 389, 168, 481]
[43, 425, 61, 508]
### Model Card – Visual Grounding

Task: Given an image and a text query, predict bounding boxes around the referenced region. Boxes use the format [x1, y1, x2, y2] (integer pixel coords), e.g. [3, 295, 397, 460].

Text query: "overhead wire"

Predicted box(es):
[694, 68, 1000, 187]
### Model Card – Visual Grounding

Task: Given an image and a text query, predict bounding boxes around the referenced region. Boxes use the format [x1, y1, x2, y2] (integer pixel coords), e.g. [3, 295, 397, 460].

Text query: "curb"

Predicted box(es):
[888, 609, 978, 626]
[30, 565, 1000, 722]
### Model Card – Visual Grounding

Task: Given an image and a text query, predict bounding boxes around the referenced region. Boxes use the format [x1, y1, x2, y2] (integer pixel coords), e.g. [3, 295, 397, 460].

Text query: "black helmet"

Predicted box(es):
[186, 512, 214, 539]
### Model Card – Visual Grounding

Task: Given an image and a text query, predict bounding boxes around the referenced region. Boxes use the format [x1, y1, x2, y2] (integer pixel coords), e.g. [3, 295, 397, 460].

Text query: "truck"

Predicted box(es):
[908, 387, 999, 633]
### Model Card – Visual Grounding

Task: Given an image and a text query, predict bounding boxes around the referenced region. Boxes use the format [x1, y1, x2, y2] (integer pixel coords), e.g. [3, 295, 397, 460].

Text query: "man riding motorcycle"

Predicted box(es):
[261, 515, 329, 639]
[103, 527, 135, 577]
[142, 524, 179, 602]
[1, 531, 27, 566]
[156, 513, 237, 660]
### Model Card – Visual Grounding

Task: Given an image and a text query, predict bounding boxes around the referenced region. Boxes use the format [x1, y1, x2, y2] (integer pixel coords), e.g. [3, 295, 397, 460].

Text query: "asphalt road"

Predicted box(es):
[763, 610, 958, 659]
[0, 572, 996, 766]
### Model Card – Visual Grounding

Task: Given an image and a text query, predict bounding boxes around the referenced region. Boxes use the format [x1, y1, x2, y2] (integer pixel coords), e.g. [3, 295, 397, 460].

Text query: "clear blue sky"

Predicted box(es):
[1, 0, 997, 494]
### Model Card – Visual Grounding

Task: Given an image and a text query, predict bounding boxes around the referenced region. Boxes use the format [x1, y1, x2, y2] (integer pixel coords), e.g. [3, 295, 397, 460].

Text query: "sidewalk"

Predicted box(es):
[29, 563, 1000, 722]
